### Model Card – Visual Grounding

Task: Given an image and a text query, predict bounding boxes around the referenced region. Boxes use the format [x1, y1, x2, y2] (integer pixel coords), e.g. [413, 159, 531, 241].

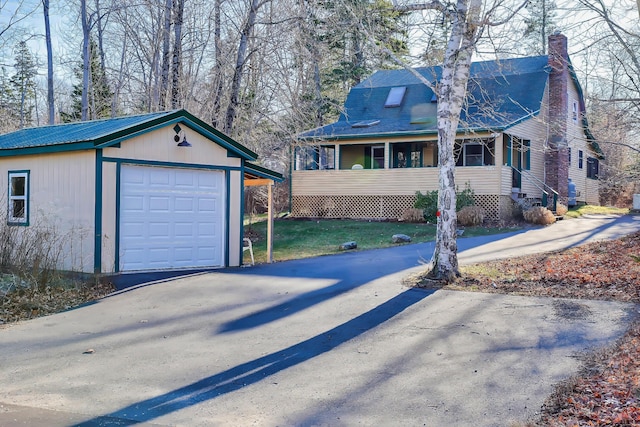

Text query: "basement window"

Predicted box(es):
[8, 170, 29, 225]
[385, 87, 406, 107]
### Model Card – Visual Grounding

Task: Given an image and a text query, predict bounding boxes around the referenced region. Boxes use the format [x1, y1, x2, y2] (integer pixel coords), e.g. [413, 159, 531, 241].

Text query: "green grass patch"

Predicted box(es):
[563, 205, 629, 218]
[243, 218, 519, 264]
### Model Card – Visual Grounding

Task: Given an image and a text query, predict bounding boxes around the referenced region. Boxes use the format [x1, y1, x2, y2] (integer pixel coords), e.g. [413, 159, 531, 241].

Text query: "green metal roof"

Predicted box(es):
[0, 109, 258, 160]
[245, 162, 284, 182]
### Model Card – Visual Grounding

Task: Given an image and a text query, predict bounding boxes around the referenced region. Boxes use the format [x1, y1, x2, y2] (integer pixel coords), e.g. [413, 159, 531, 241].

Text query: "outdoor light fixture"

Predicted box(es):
[173, 123, 192, 147]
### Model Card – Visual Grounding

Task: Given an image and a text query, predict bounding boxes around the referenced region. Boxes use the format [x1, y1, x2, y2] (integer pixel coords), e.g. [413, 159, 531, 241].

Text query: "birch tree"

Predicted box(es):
[384, 0, 527, 281]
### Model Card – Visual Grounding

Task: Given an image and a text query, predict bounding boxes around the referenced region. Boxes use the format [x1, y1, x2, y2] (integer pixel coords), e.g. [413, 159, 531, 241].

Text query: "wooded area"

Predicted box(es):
[0, 0, 638, 278]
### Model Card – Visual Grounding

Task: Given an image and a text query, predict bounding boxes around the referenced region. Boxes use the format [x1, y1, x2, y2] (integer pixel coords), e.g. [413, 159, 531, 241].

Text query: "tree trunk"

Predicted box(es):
[211, 0, 224, 127]
[160, 0, 172, 110]
[81, 0, 90, 121]
[170, 0, 184, 109]
[224, 0, 261, 134]
[43, 0, 54, 124]
[430, 0, 482, 281]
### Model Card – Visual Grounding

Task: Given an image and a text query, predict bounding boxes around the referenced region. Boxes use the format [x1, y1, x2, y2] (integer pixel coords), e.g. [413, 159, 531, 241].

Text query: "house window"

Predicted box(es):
[385, 87, 406, 108]
[578, 150, 583, 169]
[8, 170, 29, 225]
[371, 146, 385, 169]
[295, 146, 335, 170]
[572, 100, 578, 122]
[455, 138, 495, 167]
[392, 143, 429, 168]
[587, 157, 599, 179]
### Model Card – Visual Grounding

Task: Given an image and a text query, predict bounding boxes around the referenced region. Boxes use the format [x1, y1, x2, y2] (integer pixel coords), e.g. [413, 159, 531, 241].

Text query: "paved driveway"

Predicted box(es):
[1, 214, 639, 427]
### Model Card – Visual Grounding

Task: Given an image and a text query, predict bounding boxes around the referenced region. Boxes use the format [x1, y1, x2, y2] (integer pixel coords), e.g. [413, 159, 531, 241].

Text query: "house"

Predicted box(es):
[293, 33, 603, 220]
[0, 109, 282, 274]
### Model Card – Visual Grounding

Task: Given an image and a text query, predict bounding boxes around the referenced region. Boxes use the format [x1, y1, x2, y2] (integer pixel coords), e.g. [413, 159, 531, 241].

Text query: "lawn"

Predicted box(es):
[243, 216, 520, 264]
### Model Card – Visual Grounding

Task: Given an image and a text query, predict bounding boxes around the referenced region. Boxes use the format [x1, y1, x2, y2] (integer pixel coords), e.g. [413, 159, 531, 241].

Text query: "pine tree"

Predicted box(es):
[523, 0, 557, 55]
[0, 67, 20, 132]
[61, 38, 112, 122]
[10, 41, 38, 129]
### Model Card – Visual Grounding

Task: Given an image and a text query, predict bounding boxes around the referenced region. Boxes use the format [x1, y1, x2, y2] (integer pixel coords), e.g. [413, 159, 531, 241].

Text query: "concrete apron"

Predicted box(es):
[0, 214, 639, 426]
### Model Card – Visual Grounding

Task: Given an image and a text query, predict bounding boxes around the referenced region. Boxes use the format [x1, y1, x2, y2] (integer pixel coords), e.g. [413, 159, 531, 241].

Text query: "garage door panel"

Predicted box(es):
[175, 197, 195, 212]
[122, 195, 145, 212]
[120, 165, 225, 271]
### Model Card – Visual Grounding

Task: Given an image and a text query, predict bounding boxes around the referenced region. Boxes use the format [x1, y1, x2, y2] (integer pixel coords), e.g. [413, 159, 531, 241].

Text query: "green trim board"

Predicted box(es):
[239, 164, 245, 265]
[114, 162, 122, 273]
[225, 170, 231, 267]
[0, 142, 96, 157]
[245, 162, 284, 181]
[94, 150, 103, 273]
[102, 156, 244, 172]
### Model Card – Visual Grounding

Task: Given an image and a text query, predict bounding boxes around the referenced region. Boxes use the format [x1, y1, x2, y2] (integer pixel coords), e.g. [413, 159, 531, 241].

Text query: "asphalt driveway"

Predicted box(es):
[1, 214, 639, 427]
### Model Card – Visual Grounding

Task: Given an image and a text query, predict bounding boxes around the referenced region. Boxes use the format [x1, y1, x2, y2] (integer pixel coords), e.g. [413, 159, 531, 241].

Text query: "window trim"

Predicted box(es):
[8, 170, 29, 226]
[578, 150, 583, 169]
[371, 145, 385, 169]
[587, 157, 599, 180]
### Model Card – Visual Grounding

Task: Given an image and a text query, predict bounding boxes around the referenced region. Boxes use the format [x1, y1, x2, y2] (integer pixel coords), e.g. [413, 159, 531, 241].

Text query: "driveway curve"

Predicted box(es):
[1, 214, 639, 427]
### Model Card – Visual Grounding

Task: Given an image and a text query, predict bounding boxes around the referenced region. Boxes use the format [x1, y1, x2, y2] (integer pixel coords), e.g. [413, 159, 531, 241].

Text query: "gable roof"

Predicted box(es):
[0, 109, 258, 160]
[300, 56, 551, 141]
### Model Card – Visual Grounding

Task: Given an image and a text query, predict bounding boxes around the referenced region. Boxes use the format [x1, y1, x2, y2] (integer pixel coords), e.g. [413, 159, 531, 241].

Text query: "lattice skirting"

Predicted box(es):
[291, 195, 511, 220]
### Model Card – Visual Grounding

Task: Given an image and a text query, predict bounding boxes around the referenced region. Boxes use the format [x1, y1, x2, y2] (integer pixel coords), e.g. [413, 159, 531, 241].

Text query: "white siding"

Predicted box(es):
[0, 150, 96, 272]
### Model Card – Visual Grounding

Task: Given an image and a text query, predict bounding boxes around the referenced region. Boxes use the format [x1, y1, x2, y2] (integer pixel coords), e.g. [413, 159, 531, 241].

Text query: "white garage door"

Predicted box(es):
[120, 165, 225, 271]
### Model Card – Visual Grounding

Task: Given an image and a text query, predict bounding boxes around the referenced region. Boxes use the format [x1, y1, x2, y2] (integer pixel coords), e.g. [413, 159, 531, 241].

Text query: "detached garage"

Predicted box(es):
[0, 109, 282, 274]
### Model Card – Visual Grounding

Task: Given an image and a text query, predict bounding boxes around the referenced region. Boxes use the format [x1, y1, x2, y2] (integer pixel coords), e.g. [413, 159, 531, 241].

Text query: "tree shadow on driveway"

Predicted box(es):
[75, 287, 433, 426]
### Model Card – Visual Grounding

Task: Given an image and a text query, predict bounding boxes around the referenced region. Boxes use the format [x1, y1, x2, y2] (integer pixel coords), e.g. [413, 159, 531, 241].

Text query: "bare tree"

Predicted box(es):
[43, 0, 54, 124]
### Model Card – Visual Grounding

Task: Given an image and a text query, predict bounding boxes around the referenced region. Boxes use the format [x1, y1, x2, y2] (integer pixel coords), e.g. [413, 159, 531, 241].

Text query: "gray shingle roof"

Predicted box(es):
[300, 56, 551, 139]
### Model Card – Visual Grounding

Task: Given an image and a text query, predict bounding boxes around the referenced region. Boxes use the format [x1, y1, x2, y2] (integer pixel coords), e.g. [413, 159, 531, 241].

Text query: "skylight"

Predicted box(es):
[385, 87, 406, 108]
[352, 119, 381, 128]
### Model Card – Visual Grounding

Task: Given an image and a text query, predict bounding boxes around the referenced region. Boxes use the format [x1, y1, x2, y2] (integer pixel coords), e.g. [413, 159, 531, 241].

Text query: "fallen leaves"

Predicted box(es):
[0, 280, 114, 324]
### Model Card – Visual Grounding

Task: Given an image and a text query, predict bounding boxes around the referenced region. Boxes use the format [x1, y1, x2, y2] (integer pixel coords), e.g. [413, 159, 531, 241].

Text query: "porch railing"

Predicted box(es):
[511, 167, 559, 212]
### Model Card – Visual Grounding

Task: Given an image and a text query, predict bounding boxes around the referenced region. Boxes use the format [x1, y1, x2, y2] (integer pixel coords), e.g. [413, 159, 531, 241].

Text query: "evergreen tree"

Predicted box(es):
[10, 41, 38, 129]
[0, 67, 20, 132]
[61, 38, 112, 122]
[523, 0, 557, 55]
[316, 0, 409, 119]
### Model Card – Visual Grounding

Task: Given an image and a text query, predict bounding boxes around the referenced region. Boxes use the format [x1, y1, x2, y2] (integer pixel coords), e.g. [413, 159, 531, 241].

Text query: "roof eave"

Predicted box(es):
[94, 110, 258, 161]
[245, 162, 284, 182]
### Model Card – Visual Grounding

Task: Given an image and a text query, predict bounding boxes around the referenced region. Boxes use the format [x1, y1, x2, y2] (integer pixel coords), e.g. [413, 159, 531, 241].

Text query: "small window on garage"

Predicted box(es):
[8, 170, 29, 225]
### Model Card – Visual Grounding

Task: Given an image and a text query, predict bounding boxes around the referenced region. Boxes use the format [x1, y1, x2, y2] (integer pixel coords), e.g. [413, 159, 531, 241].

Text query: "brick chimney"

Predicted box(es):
[545, 32, 570, 206]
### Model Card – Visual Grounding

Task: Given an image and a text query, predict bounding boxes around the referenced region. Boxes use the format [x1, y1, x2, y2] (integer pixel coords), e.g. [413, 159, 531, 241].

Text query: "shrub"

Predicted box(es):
[555, 203, 568, 216]
[523, 206, 556, 225]
[414, 182, 476, 222]
[456, 183, 476, 211]
[414, 190, 439, 221]
[399, 208, 424, 223]
[457, 206, 485, 226]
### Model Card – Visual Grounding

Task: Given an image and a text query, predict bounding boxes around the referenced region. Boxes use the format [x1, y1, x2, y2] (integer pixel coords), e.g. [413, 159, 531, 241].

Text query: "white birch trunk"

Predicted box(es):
[431, 0, 482, 281]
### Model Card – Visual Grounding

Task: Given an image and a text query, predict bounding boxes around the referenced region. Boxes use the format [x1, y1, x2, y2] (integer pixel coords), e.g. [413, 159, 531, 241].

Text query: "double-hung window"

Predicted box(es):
[8, 170, 29, 225]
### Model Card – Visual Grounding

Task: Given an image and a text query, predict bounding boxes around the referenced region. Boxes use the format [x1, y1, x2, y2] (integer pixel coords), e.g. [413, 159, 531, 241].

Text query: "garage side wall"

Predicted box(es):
[0, 151, 96, 273]
[101, 126, 244, 273]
